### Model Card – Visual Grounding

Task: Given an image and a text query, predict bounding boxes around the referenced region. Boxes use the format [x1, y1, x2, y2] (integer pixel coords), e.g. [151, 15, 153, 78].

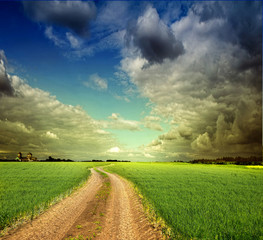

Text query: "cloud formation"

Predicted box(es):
[192, 1, 262, 82]
[83, 73, 108, 91]
[121, 2, 262, 160]
[104, 113, 141, 131]
[44, 26, 66, 47]
[143, 115, 163, 131]
[0, 56, 118, 160]
[23, 1, 96, 37]
[1, 2, 261, 161]
[126, 6, 184, 64]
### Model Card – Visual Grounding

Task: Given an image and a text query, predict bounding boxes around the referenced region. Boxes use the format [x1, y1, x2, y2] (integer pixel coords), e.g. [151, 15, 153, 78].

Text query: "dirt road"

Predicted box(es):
[2, 169, 103, 240]
[2, 168, 163, 240]
[97, 169, 162, 240]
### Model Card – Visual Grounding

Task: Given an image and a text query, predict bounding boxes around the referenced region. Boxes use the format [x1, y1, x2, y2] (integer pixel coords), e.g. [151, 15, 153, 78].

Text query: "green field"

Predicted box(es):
[1, 162, 262, 239]
[105, 163, 263, 240]
[0, 162, 109, 231]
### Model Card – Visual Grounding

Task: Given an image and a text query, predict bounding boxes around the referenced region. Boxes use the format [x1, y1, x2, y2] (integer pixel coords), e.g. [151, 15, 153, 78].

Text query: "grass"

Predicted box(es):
[105, 162, 263, 240]
[0, 162, 109, 232]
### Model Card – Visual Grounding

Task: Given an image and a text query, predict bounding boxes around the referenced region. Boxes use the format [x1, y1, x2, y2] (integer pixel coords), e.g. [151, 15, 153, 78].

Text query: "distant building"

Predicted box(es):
[16, 152, 38, 162]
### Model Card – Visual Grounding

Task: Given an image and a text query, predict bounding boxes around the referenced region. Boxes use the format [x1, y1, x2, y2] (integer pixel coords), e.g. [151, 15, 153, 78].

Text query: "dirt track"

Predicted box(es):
[2, 168, 163, 240]
[97, 168, 162, 240]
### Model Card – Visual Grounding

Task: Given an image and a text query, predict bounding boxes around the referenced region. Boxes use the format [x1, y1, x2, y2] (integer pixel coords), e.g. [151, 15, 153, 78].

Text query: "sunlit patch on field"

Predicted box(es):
[246, 165, 263, 169]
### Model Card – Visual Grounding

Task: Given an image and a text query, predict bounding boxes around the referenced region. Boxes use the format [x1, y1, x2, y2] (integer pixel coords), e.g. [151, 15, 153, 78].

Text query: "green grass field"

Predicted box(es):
[0, 162, 109, 231]
[105, 163, 263, 240]
[1, 162, 262, 239]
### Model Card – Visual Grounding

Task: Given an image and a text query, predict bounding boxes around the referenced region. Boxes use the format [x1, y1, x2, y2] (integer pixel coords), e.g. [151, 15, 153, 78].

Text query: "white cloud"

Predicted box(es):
[67, 29, 125, 59]
[108, 147, 121, 153]
[45, 26, 66, 47]
[101, 113, 141, 131]
[83, 73, 108, 91]
[66, 32, 82, 49]
[113, 94, 130, 103]
[95, 129, 110, 135]
[143, 115, 163, 131]
[96, 1, 130, 30]
[45, 131, 59, 139]
[144, 116, 161, 121]
[143, 122, 163, 131]
[0, 50, 7, 63]
[108, 113, 119, 120]
[144, 152, 155, 158]
[0, 66, 117, 160]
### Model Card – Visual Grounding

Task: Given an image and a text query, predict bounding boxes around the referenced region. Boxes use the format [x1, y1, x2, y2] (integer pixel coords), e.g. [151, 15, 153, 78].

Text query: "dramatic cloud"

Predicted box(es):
[191, 1, 262, 86]
[1, 2, 261, 162]
[159, 128, 178, 141]
[23, 1, 96, 37]
[193, 1, 262, 56]
[0, 59, 118, 160]
[191, 132, 213, 152]
[0, 51, 14, 96]
[126, 6, 184, 64]
[121, 1, 262, 160]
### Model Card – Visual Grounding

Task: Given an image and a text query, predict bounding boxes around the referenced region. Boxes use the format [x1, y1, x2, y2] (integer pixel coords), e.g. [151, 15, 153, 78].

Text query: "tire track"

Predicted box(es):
[2, 169, 103, 240]
[97, 168, 163, 240]
[2, 168, 163, 240]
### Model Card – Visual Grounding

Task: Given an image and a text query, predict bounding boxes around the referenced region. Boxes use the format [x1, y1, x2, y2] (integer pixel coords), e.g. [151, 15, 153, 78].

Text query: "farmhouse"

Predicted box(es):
[16, 152, 38, 162]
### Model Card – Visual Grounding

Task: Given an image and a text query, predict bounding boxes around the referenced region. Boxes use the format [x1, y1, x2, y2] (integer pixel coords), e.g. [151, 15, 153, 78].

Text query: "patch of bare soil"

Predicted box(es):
[2, 168, 164, 240]
[63, 171, 111, 240]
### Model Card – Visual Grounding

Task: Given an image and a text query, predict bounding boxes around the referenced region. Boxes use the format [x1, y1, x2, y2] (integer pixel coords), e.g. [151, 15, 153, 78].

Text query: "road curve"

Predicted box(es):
[2, 169, 103, 240]
[2, 168, 163, 240]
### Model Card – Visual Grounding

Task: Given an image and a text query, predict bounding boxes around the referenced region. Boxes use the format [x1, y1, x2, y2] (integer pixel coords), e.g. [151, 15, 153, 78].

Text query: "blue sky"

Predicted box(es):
[0, 1, 149, 119]
[0, 1, 262, 161]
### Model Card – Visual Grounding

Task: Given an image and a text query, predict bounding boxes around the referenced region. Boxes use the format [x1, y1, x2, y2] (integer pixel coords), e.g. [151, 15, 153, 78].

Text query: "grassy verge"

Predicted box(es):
[0, 162, 109, 234]
[105, 162, 263, 240]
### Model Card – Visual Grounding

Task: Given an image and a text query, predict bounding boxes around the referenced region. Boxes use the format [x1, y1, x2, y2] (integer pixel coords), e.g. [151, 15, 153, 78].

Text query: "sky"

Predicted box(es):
[0, 1, 262, 161]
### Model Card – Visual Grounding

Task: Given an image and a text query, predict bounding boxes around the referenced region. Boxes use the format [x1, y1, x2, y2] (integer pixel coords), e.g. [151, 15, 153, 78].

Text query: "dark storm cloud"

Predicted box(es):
[126, 6, 184, 64]
[191, 1, 262, 90]
[193, 1, 224, 23]
[23, 1, 96, 37]
[0, 51, 13, 96]
[226, 1, 262, 56]
[122, 1, 262, 159]
[225, 1, 262, 89]
[193, 1, 262, 65]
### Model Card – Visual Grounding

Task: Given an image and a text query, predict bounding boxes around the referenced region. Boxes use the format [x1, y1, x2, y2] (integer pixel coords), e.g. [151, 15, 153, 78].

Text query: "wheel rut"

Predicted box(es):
[2, 168, 163, 240]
